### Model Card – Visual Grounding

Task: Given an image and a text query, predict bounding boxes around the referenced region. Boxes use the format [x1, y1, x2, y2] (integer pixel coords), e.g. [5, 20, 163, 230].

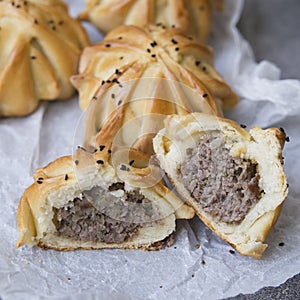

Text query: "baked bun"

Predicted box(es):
[153, 113, 288, 258]
[71, 25, 238, 156]
[0, 0, 89, 117]
[16, 145, 194, 250]
[79, 0, 223, 43]
[71, 24, 237, 116]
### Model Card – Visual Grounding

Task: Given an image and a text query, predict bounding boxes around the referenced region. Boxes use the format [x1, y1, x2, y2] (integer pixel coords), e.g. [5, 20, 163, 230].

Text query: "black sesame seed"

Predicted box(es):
[11, 2, 15, 6]
[201, 260, 206, 265]
[92, 96, 98, 100]
[111, 93, 115, 99]
[171, 25, 176, 28]
[74, 160, 79, 165]
[171, 39, 178, 44]
[119, 84, 123, 88]
[106, 80, 111, 83]
[195, 60, 201, 66]
[287, 183, 289, 188]
[108, 149, 112, 154]
[38, 177, 43, 181]
[117, 100, 122, 106]
[129, 160, 135, 166]
[37, 180, 43, 184]
[202, 93, 208, 98]
[240, 124, 247, 128]
[150, 41, 157, 47]
[120, 56, 124, 60]
[279, 242, 285, 247]
[96, 160, 104, 165]
[34, 19, 38, 24]
[147, 48, 151, 53]
[101, 80, 105, 85]
[99, 145, 105, 151]
[105, 44, 111, 48]
[118, 36, 123, 40]
[65, 174, 68, 180]
[31, 56, 36, 59]
[229, 250, 235, 254]
[279, 127, 285, 133]
[162, 25, 166, 29]
[58, 20, 64, 25]
[115, 69, 120, 75]
[202, 66, 207, 71]
[120, 164, 127, 171]
[77, 146, 87, 151]
[16, 4, 20, 8]
[151, 54, 156, 58]
[156, 22, 162, 26]
[175, 47, 180, 51]
[24, 1, 27, 5]
[285, 136, 290, 142]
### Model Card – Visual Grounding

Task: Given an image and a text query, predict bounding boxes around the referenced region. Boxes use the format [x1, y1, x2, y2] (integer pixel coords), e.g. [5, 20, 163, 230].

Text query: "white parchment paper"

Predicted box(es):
[1, 0, 300, 299]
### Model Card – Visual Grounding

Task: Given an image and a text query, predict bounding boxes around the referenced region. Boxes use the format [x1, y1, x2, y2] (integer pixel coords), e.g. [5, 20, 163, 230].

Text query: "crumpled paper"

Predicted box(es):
[1, 0, 300, 299]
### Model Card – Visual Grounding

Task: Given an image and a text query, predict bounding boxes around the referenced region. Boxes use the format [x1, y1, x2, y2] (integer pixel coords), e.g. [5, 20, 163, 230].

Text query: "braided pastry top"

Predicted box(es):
[0, 0, 89, 117]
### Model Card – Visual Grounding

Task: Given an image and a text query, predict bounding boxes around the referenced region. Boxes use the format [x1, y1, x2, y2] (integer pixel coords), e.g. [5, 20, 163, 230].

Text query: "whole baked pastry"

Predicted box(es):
[153, 113, 288, 258]
[0, 0, 89, 117]
[71, 24, 238, 153]
[79, 0, 223, 42]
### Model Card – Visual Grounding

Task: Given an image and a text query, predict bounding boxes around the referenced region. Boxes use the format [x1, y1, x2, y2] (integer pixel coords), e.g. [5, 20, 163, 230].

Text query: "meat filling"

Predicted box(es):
[180, 131, 261, 224]
[55, 183, 159, 243]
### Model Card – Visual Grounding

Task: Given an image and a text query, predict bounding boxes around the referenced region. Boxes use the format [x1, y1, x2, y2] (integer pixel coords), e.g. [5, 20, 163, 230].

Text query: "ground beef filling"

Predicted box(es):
[180, 132, 261, 224]
[55, 183, 157, 243]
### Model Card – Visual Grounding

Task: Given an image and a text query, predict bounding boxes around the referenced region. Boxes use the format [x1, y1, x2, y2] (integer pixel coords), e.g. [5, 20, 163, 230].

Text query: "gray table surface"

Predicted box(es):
[228, 0, 300, 299]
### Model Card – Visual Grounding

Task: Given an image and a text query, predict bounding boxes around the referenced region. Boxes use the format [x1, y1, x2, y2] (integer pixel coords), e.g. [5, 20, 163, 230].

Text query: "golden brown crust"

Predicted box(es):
[79, 0, 223, 43]
[0, 0, 90, 117]
[153, 113, 288, 258]
[16, 193, 36, 248]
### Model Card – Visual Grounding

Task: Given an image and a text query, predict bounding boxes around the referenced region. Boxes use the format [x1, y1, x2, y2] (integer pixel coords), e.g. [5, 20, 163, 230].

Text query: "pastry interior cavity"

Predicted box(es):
[53, 183, 160, 243]
[180, 131, 262, 224]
